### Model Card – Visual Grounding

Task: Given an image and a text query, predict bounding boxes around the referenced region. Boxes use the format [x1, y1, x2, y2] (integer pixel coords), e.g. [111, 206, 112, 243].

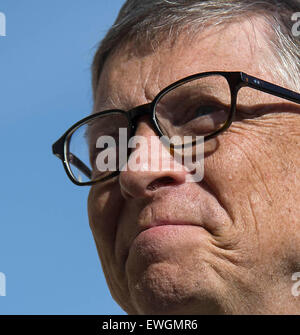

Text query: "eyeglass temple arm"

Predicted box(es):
[241, 73, 300, 105]
[67, 153, 92, 179]
[52, 140, 92, 179]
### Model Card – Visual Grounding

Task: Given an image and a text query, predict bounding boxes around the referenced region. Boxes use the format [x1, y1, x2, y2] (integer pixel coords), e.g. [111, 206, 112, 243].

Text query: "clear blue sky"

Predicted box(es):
[0, 0, 127, 315]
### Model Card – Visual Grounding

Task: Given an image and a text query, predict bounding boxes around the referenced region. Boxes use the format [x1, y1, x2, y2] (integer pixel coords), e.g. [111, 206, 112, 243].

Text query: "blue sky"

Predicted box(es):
[0, 0, 126, 315]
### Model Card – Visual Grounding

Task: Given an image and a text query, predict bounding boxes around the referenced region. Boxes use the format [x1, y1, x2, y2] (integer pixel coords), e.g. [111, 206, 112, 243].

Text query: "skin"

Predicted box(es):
[88, 16, 300, 314]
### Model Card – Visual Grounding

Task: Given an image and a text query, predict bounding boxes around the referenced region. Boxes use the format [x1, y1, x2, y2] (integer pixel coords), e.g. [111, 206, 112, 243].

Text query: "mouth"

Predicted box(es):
[120, 184, 231, 266]
[133, 219, 209, 242]
[142, 219, 204, 229]
[125, 219, 212, 266]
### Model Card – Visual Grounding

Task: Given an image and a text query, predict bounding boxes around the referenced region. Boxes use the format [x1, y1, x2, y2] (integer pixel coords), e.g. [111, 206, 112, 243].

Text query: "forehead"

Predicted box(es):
[94, 16, 276, 111]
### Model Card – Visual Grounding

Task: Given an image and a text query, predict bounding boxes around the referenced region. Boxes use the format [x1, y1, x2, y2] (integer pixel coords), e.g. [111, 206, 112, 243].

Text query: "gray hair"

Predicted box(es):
[92, 0, 300, 97]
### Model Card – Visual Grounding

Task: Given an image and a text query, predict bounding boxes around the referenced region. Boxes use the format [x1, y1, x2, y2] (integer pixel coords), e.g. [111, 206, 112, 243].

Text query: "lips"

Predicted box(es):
[136, 219, 206, 236]
[125, 218, 212, 268]
[127, 196, 224, 248]
[116, 182, 232, 267]
[129, 214, 213, 251]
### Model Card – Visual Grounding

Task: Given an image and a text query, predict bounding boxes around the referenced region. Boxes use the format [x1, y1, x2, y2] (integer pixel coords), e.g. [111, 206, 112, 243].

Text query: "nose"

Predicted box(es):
[119, 117, 188, 199]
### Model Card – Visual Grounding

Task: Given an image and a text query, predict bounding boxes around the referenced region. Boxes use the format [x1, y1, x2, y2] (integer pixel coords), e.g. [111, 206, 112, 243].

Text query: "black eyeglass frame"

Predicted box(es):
[52, 71, 300, 186]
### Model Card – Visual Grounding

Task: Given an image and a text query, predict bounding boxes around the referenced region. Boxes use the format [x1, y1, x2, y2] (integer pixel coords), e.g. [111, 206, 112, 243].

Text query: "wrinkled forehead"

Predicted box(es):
[93, 16, 278, 112]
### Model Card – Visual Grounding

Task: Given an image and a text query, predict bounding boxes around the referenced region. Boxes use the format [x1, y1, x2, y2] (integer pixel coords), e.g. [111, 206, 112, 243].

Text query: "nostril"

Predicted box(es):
[146, 176, 176, 191]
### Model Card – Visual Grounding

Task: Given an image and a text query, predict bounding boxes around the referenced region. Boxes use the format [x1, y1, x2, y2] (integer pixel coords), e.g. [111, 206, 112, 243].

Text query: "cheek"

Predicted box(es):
[206, 117, 298, 200]
[88, 181, 124, 248]
[203, 117, 300, 255]
[227, 117, 300, 192]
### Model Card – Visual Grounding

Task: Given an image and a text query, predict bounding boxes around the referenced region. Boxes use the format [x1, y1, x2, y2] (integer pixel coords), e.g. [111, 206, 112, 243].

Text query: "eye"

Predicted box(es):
[178, 104, 229, 136]
[178, 103, 227, 125]
[191, 105, 223, 120]
[194, 105, 218, 116]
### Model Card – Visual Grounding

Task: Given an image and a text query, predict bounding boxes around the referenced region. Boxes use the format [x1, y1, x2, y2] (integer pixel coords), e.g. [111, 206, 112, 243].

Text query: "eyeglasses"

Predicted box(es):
[52, 71, 300, 186]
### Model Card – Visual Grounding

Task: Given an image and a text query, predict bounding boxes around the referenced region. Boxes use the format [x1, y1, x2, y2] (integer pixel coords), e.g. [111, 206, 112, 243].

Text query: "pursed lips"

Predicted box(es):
[121, 216, 213, 270]
[131, 218, 212, 247]
[117, 185, 232, 268]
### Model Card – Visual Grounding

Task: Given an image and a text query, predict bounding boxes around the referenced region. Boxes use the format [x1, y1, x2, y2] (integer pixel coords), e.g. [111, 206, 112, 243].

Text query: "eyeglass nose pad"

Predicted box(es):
[128, 103, 153, 136]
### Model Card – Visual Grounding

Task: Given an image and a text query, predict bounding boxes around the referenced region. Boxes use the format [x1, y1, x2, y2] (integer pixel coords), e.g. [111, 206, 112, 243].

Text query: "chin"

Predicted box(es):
[126, 261, 226, 315]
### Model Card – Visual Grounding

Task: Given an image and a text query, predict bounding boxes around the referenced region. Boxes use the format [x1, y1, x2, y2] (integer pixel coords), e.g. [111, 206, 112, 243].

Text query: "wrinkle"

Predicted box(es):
[200, 177, 235, 232]
[247, 193, 260, 240]
[210, 240, 247, 267]
[227, 135, 274, 202]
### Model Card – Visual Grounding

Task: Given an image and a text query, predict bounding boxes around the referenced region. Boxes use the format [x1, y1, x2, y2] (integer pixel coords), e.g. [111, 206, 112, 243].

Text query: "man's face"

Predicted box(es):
[88, 18, 300, 314]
